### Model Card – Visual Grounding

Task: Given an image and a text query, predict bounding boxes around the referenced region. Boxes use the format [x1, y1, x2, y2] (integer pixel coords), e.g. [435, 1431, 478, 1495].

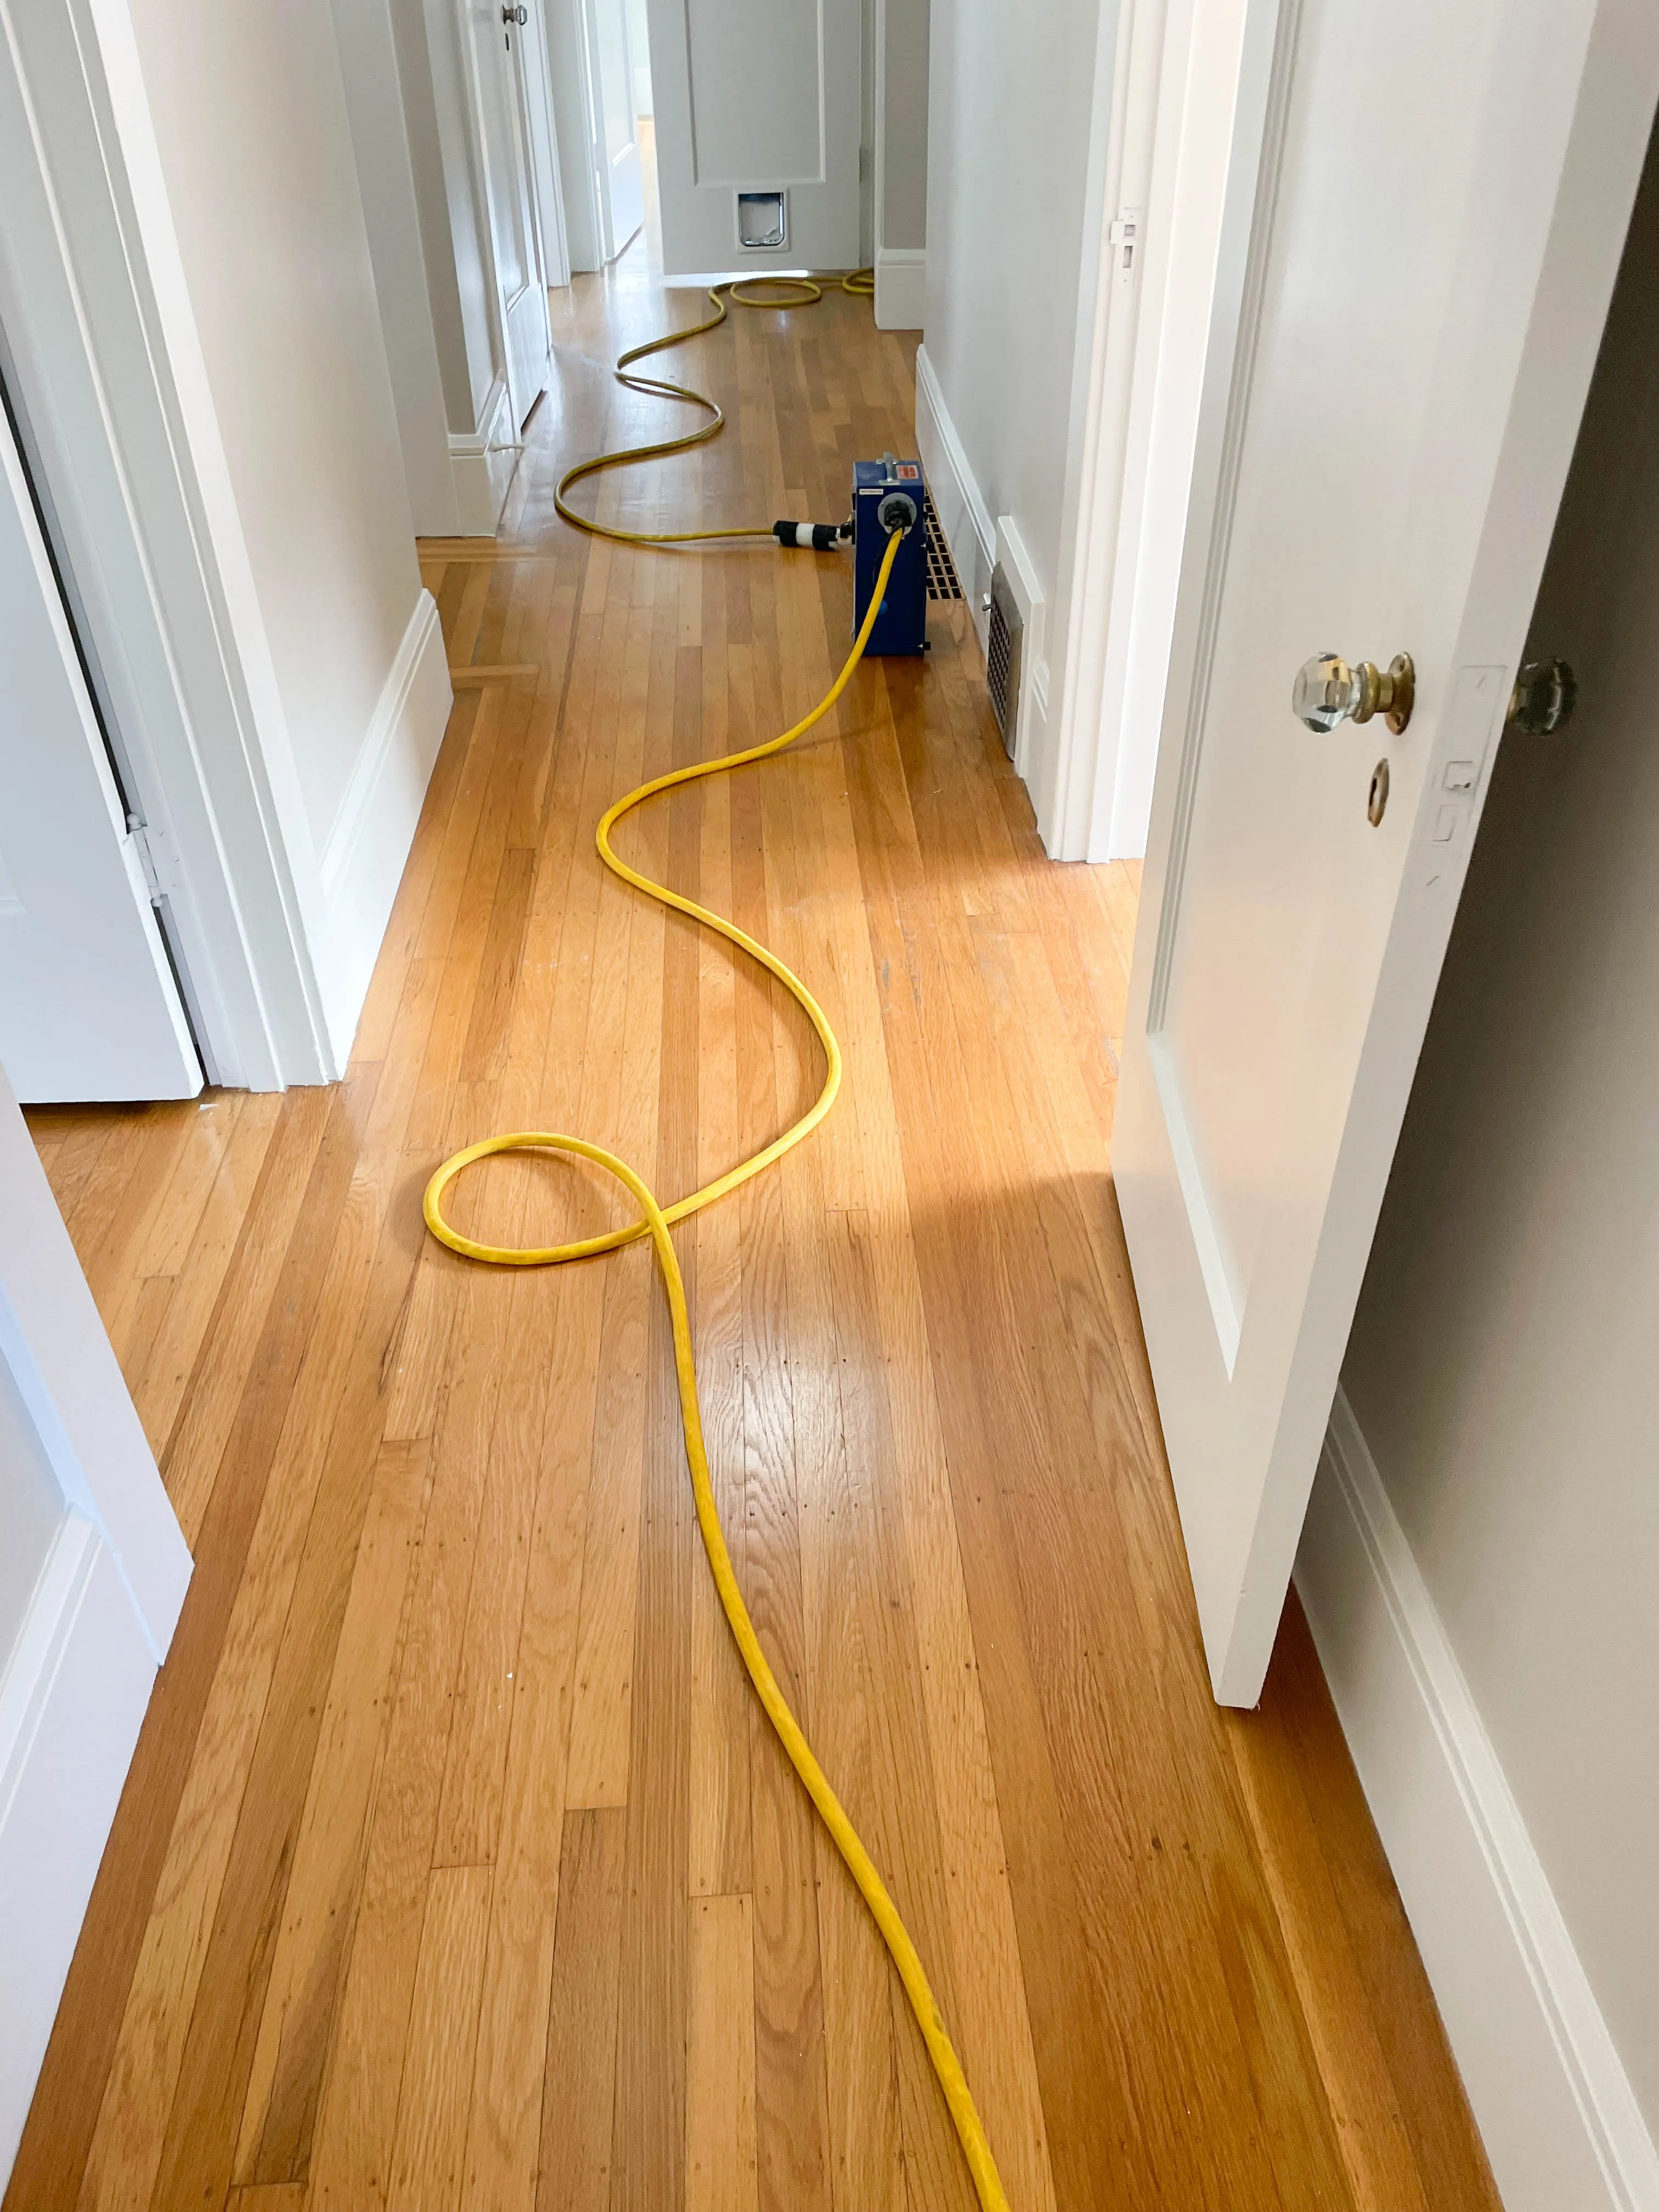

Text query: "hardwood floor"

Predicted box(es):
[9, 242, 1499, 2212]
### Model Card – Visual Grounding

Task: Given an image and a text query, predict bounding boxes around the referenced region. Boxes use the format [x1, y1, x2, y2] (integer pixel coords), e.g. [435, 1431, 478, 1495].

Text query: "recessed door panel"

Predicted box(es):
[687, 0, 823, 183]
[646, 0, 857, 272]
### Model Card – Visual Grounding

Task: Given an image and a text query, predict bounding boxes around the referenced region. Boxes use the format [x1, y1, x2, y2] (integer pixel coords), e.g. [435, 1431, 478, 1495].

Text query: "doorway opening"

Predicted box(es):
[545, 0, 647, 277]
[624, 0, 662, 269]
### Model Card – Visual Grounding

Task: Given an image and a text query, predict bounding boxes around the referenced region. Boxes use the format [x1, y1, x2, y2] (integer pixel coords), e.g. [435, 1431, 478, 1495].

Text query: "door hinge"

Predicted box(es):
[1108, 207, 1144, 285]
[124, 817, 176, 906]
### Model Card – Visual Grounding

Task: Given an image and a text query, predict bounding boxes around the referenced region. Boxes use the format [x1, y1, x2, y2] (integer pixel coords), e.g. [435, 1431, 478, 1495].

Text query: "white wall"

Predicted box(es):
[917, 0, 1115, 627]
[117, 0, 452, 1063]
[881, 0, 929, 249]
[127, 0, 424, 857]
[1339, 115, 1659, 2146]
[330, 0, 458, 534]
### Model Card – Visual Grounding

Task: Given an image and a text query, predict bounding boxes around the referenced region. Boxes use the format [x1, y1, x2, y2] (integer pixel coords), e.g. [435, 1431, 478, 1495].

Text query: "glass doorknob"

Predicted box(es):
[1292, 651, 1415, 735]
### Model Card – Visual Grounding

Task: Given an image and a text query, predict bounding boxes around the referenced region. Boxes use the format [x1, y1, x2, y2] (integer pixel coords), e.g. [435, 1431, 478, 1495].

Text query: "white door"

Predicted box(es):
[469, 0, 552, 428]
[0, 399, 201, 1105]
[0, 1057, 191, 2179]
[1115, 0, 1659, 1705]
[645, 0, 860, 274]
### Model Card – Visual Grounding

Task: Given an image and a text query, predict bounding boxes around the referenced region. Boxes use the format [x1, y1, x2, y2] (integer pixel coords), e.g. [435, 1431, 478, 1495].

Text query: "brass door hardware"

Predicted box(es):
[1293, 651, 1415, 736]
[1366, 758, 1390, 826]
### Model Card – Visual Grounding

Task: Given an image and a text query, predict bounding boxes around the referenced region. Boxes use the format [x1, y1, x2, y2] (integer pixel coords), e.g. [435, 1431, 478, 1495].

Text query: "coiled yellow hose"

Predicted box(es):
[554, 269, 874, 545]
[427, 319, 1013, 2212]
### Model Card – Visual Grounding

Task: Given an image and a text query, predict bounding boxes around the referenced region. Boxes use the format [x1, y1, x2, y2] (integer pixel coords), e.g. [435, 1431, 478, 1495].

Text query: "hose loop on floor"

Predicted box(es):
[552, 269, 876, 546]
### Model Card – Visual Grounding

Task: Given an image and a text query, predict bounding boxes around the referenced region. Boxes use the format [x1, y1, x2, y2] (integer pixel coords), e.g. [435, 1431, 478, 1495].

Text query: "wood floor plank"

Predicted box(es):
[727, 598, 834, 2212]
[13, 238, 1499, 2212]
[606, 607, 699, 2212]
[131, 1090, 285, 1459]
[537, 1809, 627, 2212]
[145, 1125, 432, 2212]
[687, 668, 753, 1904]
[687, 1894, 760, 2212]
[383, 1863, 494, 2212]
[234, 1432, 435, 2186]
[563, 600, 669, 1807]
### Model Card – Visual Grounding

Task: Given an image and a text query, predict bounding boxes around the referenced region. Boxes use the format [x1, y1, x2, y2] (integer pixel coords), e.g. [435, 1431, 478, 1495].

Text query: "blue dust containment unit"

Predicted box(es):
[852, 457, 928, 656]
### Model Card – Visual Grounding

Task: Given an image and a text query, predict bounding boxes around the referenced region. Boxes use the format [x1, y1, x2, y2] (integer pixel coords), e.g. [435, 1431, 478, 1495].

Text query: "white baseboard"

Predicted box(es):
[448, 377, 520, 535]
[913, 343, 994, 646]
[316, 589, 452, 1063]
[874, 245, 926, 331]
[1297, 1390, 1659, 2212]
[0, 1520, 159, 2185]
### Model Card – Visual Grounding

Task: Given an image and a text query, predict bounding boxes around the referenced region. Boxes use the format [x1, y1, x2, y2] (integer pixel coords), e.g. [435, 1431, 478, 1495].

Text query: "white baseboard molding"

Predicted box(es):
[316, 589, 452, 1063]
[1297, 1389, 1659, 2212]
[448, 377, 520, 535]
[913, 343, 994, 647]
[1, 1520, 159, 2186]
[874, 245, 926, 331]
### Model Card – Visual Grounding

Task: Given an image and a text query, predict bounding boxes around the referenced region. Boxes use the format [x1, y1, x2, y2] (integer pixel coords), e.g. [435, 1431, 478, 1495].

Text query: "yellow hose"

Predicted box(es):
[555, 269, 874, 545]
[424, 522, 1013, 2212]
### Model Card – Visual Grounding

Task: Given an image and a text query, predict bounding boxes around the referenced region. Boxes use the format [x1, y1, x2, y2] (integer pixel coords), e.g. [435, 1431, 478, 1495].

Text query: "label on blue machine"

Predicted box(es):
[851, 459, 928, 657]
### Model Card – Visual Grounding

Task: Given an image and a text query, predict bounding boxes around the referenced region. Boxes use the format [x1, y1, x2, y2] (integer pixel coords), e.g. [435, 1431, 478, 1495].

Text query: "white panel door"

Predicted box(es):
[469, 0, 552, 427]
[1114, 0, 1659, 1704]
[645, 0, 860, 274]
[0, 400, 200, 1104]
[0, 1056, 191, 2179]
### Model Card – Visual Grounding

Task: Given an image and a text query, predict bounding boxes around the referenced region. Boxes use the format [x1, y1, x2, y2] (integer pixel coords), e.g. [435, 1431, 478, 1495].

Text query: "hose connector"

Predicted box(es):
[774, 518, 853, 550]
[877, 490, 918, 537]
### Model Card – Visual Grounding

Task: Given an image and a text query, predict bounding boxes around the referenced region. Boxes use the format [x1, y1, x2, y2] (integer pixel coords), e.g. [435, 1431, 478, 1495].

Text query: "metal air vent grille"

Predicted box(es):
[923, 490, 962, 600]
[986, 563, 1023, 759]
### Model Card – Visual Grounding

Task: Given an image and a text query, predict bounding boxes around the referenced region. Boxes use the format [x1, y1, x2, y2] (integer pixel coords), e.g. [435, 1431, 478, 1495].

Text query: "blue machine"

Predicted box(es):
[852, 456, 928, 656]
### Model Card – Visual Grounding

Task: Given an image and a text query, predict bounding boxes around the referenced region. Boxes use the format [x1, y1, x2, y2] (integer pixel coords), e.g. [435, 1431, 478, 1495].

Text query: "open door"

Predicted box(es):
[0, 1056, 191, 2178]
[0, 389, 201, 1105]
[1115, 0, 1659, 1704]
[469, 0, 552, 429]
[644, 0, 859, 274]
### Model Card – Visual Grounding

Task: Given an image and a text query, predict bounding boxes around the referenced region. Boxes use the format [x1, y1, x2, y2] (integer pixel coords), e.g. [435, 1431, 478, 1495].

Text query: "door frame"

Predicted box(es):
[523, 0, 574, 290]
[1042, 0, 1261, 863]
[0, 0, 341, 1088]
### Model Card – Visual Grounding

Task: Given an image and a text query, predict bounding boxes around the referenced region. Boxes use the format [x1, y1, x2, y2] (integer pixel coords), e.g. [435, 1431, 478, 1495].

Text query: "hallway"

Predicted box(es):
[10, 249, 1496, 2212]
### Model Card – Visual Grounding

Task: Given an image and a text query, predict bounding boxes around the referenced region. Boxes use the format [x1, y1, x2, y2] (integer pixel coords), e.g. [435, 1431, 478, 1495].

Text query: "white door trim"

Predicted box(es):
[1042, 0, 1256, 863]
[0, 0, 346, 1087]
[524, 0, 574, 290]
